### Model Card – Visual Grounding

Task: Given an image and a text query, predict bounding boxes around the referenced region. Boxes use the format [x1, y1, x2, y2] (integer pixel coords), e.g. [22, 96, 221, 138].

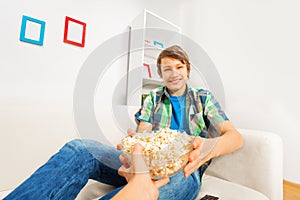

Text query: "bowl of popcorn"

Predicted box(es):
[121, 128, 194, 179]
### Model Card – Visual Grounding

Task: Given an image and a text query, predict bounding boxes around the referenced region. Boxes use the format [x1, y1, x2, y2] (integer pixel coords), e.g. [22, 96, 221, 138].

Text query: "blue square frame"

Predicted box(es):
[20, 15, 46, 46]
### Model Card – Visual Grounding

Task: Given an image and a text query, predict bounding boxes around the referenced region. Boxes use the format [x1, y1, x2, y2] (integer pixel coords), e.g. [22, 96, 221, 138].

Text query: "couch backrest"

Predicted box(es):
[206, 129, 283, 200]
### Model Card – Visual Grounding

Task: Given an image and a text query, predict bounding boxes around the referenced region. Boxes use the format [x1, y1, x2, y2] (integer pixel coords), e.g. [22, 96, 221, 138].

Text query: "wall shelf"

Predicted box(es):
[126, 9, 181, 106]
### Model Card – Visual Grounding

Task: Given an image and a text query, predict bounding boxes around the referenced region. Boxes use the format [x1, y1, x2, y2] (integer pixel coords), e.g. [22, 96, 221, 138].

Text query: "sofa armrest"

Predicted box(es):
[206, 129, 283, 200]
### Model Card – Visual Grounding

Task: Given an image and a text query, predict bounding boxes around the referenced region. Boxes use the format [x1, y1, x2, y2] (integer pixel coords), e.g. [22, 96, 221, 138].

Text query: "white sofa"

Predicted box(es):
[0, 129, 283, 200]
[74, 129, 283, 200]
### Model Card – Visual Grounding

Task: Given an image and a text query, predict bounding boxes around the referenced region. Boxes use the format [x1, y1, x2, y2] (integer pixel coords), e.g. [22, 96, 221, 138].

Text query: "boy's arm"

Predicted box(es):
[184, 120, 243, 177]
[136, 121, 152, 133]
[210, 120, 243, 157]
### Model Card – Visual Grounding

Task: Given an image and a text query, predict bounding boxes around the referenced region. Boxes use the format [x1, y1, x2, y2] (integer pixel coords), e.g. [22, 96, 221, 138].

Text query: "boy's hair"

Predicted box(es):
[156, 45, 190, 77]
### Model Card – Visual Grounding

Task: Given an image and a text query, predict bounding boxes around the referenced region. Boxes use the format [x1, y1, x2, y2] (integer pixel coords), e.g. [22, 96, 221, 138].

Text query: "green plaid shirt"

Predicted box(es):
[135, 85, 229, 138]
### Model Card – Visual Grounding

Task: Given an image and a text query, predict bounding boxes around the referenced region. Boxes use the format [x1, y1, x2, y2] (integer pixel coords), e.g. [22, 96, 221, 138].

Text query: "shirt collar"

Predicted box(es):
[162, 84, 190, 98]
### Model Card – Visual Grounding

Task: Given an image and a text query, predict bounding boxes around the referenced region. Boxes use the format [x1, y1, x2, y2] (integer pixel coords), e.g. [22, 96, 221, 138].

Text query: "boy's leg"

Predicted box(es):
[100, 170, 201, 200]
[4, 139, 126, 200]
[157, 171, 201, 200]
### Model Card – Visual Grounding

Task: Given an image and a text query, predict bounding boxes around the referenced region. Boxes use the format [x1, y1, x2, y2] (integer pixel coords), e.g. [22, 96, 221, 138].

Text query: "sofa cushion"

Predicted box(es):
[0, 175, 269, 200]
[75, 175, 269, 200]
[76, 180, 115, 200]
[197, 175, 269, 200]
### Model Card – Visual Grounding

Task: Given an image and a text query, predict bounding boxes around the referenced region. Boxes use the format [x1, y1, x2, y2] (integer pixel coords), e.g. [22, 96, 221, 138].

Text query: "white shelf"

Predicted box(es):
[144, 42, 162, 60]
[144, 42, 163, 50]
[127, 10, 181, 106]
[145, 9, 181, 31]
[142, 77, 163, 87]
[144, 53, 157, 60]
[142, 78, 164, 95]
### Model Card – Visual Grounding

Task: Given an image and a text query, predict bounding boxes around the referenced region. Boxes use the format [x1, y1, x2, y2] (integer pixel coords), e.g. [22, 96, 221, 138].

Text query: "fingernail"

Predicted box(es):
[185, 166, 189, 172]
[184, 173, 189, 178]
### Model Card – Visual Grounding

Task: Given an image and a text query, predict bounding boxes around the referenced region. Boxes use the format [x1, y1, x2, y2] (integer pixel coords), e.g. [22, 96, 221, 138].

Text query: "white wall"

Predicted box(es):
[181, 0, 300, 184]
[0, 0, 182, 190]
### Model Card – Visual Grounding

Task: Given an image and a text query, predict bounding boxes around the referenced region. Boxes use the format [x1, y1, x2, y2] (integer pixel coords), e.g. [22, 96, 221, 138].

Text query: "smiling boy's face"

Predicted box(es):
[160, 57, 189, 96]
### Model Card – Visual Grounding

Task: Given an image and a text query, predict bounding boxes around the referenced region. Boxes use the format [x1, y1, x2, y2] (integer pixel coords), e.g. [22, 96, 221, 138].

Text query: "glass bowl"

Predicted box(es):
[121, 128, 194, 179]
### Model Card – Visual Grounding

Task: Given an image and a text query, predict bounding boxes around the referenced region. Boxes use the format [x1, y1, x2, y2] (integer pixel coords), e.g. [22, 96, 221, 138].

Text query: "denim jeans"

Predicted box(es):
[5, 139, 201, 200]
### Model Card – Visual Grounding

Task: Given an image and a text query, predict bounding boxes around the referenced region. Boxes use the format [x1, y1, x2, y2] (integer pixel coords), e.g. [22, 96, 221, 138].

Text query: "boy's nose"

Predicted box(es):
[170, 69, 179, 76]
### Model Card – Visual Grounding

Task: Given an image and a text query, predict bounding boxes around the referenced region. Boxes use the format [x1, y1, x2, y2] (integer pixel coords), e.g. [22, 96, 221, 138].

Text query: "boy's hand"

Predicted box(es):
[184, 136, 205, 177]
[184, 137, 219, 177]
[117, 128, 136, 150]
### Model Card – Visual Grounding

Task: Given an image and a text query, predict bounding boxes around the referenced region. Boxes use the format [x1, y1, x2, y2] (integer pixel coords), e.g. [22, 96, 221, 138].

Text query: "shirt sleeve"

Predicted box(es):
[203, 90, 229, 126]
[134, 92, 154, 124]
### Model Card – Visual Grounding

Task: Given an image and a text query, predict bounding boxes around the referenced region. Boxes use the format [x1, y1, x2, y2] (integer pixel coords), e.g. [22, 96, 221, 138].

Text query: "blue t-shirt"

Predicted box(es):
[169, 94, 190, 134]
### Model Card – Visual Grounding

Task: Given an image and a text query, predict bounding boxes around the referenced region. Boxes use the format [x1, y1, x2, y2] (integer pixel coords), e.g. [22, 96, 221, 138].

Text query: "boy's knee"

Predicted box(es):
[66, 139, 84, 146]
[61, 139, 91, 157]
[63, 139, 105, 155]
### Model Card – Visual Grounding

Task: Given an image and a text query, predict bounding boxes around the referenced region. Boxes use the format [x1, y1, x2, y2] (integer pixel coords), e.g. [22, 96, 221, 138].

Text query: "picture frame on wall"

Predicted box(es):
[63, 16, 87, 47]
[19, 15, 46, 46]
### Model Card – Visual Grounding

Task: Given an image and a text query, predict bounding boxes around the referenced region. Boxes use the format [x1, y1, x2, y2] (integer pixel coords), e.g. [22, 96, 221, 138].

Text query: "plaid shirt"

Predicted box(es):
[135, 85, 229, 138]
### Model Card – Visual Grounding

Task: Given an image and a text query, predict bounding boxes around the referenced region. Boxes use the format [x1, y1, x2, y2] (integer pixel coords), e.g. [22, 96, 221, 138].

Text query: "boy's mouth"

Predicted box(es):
[169, 78, 181, 84]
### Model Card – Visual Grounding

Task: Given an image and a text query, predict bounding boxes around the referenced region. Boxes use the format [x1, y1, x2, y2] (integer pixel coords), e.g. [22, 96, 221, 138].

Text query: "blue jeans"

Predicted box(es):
[5, 139, 201, 200]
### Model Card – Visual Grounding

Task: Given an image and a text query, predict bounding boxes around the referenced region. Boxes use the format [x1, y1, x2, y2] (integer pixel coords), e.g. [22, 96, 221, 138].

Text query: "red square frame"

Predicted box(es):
[63, 16, 86, 47]
[143, 63, 152, 78]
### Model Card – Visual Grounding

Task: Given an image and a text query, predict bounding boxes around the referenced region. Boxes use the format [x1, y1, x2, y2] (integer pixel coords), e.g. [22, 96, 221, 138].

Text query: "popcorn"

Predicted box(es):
[121, 128, 194, 179]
